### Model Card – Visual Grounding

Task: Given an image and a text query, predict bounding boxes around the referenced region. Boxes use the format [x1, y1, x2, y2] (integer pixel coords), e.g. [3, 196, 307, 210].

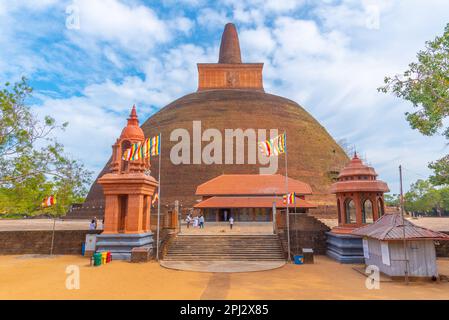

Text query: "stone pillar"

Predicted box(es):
[126, 194, 144, 233]
[103, 195, 119, 234]
[372, 194, 379, 221]
[355, 193, 362, 226]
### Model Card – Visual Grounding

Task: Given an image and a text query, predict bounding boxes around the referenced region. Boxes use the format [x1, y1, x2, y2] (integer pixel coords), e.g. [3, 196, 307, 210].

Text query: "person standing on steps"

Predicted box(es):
[199, 214, 205, 229]
[193, 215, 199, 228]
[229, 216, 234, 230]
[186, 213, 192, 229]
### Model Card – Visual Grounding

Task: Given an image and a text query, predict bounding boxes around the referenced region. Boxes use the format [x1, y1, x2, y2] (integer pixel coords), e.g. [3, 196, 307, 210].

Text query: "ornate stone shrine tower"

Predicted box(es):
[96, 106, 158, 260]
[326, 153, 390, 263]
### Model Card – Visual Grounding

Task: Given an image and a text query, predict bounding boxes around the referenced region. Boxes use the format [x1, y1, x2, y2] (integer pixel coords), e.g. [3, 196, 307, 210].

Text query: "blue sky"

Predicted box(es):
[1, 0, 449, 193]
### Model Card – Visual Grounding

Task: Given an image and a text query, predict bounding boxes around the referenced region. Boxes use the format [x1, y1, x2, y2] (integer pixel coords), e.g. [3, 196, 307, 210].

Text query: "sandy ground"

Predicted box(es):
[407, 217, 449, 232]
[1, 255, 449, 300]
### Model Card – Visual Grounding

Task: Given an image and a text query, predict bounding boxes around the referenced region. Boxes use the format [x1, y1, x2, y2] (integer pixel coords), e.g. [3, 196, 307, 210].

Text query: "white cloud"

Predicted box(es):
[68, 0, 171, 52]
[2, 0, 449, 193]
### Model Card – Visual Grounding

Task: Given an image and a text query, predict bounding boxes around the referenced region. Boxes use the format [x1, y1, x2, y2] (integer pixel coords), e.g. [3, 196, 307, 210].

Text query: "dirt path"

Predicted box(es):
[0, 255, 448, 299]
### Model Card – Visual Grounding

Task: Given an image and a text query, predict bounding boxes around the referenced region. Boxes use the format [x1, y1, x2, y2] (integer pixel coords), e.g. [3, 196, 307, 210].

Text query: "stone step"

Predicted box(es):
[164, 234, 285, 262]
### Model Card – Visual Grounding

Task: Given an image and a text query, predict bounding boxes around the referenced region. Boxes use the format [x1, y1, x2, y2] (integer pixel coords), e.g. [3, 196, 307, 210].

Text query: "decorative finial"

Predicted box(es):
[127, 105, 139, 126]
[218, 23, 242, 64]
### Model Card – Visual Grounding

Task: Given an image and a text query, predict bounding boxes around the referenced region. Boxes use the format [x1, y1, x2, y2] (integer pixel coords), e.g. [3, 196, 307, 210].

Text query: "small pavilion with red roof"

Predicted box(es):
[330, 153, 390, 234]
[194, 174, 316, 222]
[327, 153, 390, 263]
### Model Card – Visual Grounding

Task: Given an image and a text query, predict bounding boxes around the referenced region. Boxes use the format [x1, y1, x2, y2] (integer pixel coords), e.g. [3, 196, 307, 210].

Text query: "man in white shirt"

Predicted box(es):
[229, 216, 234, 230]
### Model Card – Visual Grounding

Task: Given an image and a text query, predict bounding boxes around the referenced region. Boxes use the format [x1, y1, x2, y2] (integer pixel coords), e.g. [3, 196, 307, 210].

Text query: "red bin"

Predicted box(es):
[106, 251, 112, 263]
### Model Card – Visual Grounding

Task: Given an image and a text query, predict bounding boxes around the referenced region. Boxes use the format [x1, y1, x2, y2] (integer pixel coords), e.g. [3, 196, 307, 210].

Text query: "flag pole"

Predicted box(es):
[284, 131, 291, 262]
[50, 216, 56, 255]
[156, 133, 162, 261]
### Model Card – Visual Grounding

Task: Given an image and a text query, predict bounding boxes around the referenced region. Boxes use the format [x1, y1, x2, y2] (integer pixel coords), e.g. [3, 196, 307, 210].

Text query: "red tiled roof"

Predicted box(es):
[193, 196, 317, 209]
[338, 154, 377, 178]
[195, 174, 313, 196]
[352, 213, 449, 241]
[330, 180, 390, 193]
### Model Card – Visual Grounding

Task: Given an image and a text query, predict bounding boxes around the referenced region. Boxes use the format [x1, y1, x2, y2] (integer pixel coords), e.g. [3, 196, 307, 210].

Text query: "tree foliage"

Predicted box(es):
[0, 78, 92, 216]
[379, 23, 449, 185]
[384, 193, 400, 207]
[404, 179, 447, 216]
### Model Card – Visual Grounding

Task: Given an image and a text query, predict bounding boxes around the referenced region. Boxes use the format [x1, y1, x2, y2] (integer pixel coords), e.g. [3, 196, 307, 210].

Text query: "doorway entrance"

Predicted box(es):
[218, 208, 231, 222]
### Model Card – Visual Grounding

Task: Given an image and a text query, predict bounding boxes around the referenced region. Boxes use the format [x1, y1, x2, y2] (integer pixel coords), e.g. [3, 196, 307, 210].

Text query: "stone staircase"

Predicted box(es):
[163, 234, 285, 261]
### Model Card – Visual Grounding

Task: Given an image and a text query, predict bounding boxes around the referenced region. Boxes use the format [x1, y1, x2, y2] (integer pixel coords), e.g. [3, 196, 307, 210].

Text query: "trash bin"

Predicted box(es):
[101, 252, 108, 264]
[294, 255, 304, 265]
[106, 251, 112, 263]
[93, 253, 102, 266]
[302, 248, 314, 264]
[81, 242, 85, 256]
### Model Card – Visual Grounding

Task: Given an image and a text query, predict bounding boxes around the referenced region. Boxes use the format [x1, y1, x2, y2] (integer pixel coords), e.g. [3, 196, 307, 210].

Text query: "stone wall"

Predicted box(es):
[278, 214, 330, 257]
[0, 230, 102, 255]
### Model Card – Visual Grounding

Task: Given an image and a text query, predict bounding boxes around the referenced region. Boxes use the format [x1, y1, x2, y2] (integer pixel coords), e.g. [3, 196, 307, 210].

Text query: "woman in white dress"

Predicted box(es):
[193, 215, 199, 228]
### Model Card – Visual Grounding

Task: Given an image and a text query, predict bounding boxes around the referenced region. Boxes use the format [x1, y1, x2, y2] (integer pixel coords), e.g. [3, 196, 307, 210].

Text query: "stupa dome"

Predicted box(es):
[75, 23, 349, 218]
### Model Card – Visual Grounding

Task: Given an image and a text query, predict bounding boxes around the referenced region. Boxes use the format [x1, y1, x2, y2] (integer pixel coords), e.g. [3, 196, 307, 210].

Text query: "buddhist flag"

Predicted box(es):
[259, 133, 286, 157]
[122, 134, 161, 161]
[150, 134, 161, 156]
[283, 192, 295, 205]
[122, 141, 144, 161]
[41, 195, 56, 208]
[152, 193, 159, 206]
[122, 147, 132, 161]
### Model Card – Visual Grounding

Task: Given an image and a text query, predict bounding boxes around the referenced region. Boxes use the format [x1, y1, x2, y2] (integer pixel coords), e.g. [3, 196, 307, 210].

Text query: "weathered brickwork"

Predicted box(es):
[0, 230, 101, 255]
[278, 214, 331, 257]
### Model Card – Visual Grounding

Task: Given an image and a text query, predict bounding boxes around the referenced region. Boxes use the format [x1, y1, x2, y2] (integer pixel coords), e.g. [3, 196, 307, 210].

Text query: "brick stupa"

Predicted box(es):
[75, 22, 349, 221]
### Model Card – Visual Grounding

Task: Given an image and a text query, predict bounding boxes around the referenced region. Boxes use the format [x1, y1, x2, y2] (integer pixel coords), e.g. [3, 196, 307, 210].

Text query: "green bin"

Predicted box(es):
[93, 253, 102, 266]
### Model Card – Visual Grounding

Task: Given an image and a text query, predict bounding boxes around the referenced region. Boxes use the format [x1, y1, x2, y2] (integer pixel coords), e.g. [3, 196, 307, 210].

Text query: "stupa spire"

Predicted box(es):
[127, 104, 139, 126]
[218, 23, 242, 64]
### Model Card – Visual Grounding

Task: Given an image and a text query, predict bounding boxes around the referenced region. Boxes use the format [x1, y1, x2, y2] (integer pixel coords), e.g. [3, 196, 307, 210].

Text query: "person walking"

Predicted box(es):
[193, 215, 199, 228]
[229, 216, 234, 230]
[199, 214, 205, 229]
[93, 216, 98, 230]
[186, 214, 192, 229]
[89, 219, 96, 230]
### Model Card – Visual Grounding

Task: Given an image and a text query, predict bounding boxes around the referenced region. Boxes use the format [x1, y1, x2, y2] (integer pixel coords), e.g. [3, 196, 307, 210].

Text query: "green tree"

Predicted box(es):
[379, 23, 449, 185]
[384, 193, 400, 207]
[404, 179, 446, 216]
[0, 77, 92, 216]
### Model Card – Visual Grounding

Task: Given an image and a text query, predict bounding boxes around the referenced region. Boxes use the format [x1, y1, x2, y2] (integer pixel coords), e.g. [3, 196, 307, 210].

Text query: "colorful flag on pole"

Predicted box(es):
[259, 133, 286, 157]
[41, 195, 56, 208]
[122, 134, 161, 161]
[150, 134, 161, 156]
[122, 147, 133, 161]
[283, 192, 295, 205]
[122, 141, 142, 161]
[152, 193, 159, 206]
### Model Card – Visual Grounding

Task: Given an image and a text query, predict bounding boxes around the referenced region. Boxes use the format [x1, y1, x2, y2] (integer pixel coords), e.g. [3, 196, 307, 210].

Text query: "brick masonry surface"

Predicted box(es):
[73, 89, 349, 219]
[0, 230, 102, 255]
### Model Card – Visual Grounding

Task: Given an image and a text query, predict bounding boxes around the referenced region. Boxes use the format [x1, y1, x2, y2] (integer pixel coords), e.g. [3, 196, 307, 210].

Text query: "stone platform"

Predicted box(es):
[96, 232, 153, 261]
[326, 231, 364, 264]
